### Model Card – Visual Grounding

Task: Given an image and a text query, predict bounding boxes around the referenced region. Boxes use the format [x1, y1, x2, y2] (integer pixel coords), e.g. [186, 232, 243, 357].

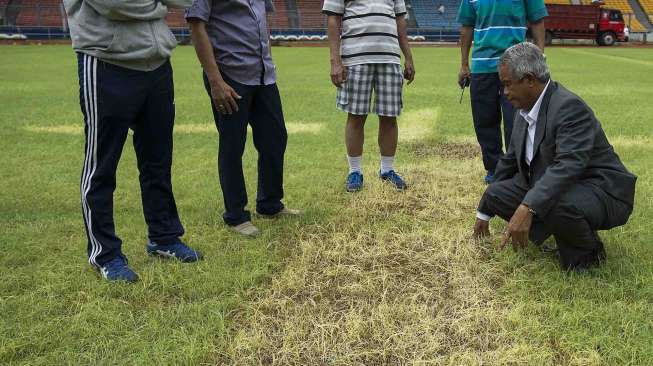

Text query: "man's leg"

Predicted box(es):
[338, 64, 372, 186]
[203, 74, 253, 226]
[477, 178, 527, 222]
[375, 63, 403, 175]
[250, 83, 288, 215]
[132, 61, 185, 244]
[470, 73, 503, 175]
[78, 54, 143, 268]
[543, 183, 613, 271]
[378, 115, 397, 172]
[346, 113, 367, 168]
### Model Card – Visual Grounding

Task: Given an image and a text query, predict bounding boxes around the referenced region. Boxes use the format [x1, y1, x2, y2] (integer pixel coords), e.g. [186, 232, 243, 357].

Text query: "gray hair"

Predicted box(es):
[499, 42, 550, 83]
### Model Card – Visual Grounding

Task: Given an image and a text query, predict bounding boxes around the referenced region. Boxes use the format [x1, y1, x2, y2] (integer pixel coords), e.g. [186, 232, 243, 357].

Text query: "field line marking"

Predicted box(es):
[560, 48, 653, 68]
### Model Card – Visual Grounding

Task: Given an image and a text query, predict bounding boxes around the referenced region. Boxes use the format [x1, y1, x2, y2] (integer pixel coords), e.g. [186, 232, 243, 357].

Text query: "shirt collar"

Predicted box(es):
[519, 79, 551, 126]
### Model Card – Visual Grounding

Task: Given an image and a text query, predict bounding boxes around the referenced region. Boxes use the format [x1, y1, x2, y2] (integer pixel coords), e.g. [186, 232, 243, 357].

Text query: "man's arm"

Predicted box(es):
[84, 0, 168, 21]
[326, 15, 346, 88]
[525, 0, 548, 50]
[530, 19, 546, 51]
[522, 99, 595, 218]
[188, 19, 241, 114]
[396, 14, 415, 84]
[458, 26, 473, 86]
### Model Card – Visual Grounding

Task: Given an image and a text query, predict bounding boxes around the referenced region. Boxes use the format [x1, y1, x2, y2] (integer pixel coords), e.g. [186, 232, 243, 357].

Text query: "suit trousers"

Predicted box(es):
[470, 72, 514, 173]
[203, 74, 288, 226]
[479, 177, 632, 270]
[77, 53, 185, 267]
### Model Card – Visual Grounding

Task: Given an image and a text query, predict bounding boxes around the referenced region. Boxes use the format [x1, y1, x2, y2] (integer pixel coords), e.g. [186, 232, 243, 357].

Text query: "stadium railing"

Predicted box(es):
[1, 4, 649, 42]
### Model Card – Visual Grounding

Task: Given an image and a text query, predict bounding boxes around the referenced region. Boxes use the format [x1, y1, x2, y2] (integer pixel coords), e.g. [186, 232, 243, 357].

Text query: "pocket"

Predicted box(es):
[105, 26, 122, 52]
[105, 23, 152, 54]
[396, 65, 404, 108]
[158, 24, 178, 54]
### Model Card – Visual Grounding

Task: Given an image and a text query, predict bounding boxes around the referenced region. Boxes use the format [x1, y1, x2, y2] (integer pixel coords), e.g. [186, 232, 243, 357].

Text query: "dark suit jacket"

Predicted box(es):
[485, 81, 637, 220]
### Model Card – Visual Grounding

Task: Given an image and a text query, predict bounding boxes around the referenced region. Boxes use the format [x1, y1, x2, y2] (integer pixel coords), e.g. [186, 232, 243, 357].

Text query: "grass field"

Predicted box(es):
[1, 45, 652, 365]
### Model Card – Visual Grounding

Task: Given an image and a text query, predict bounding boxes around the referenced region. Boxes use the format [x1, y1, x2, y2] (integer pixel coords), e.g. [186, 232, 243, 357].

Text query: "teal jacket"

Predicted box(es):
[64, 0, 191, 71]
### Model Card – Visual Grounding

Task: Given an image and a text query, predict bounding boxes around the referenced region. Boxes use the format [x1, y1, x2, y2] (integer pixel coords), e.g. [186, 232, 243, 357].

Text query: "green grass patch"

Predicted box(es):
[0, 45, 651, 365]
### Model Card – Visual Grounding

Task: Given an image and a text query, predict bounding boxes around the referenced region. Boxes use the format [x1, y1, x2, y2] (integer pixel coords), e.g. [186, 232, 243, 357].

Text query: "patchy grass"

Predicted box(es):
[0, 45, 651, 365]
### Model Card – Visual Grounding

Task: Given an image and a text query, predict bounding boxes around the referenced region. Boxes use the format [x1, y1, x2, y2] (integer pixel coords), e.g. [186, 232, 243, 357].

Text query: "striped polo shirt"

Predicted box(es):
[322, 0, 407, 66]
[457, 0, 547, 73]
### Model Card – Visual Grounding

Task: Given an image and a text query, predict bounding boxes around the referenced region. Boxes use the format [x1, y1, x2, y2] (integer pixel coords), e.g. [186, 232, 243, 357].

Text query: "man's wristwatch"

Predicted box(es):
[527, 206, 537, 216]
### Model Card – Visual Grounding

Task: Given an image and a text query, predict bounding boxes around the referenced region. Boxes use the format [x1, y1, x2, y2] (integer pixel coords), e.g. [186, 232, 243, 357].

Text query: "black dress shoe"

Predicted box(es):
[568, 234, 606, 273]
[540, 241, 558, 255]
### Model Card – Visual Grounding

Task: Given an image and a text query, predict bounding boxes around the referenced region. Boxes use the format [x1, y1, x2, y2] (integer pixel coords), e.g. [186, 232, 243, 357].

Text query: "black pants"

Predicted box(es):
[77, 54, 184, 267]
[470, 72, 514, 173]
[479, 177, 632, 270]
[203, 74, 287, 226]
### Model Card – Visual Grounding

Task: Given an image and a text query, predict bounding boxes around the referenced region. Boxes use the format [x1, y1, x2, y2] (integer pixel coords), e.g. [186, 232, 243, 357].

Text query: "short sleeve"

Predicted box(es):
[525, 0, 548, 22]
[185, 0, 210, 22]
[456, 0, 476, 27]
[394, 0, 407, 15]
[322, 0, 345, 15]
[265, 0, 275, 13]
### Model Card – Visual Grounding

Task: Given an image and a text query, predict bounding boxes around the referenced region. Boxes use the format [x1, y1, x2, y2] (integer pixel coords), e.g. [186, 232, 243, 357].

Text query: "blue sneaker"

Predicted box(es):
[345, 171, 364, 192]
[380, 170, 407, 191]
[146, 240, 203, 263]
[484, 171, 494, 185]
[99, 255, 139, 283]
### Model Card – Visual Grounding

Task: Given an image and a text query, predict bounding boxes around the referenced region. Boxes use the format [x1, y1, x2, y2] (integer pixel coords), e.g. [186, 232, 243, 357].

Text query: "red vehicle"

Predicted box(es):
[542, 4, 626, 46]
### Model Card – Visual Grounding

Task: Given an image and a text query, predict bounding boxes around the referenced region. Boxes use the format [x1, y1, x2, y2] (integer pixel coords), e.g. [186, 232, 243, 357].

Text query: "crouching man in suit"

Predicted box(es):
[473, 42, 637, 272]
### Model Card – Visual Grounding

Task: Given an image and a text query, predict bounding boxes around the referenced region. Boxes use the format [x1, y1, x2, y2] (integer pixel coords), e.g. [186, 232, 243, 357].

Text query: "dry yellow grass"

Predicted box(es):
[212, 150, 543, 365]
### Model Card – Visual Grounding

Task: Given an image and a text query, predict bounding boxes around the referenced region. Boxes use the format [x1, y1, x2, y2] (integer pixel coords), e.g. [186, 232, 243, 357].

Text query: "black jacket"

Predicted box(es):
[484, 81, 637, 219]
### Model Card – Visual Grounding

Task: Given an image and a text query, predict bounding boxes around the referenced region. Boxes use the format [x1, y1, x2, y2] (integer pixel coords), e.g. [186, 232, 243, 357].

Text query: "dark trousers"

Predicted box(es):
[203, 74, 287, 226]
[479, 177, 632, 270]
[77, 53, 184, 267]
[470, 72, 514, 173]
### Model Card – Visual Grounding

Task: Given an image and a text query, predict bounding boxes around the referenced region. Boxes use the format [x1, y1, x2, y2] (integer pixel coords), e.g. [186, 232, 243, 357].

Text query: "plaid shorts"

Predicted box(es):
[336, 63, 404, 117]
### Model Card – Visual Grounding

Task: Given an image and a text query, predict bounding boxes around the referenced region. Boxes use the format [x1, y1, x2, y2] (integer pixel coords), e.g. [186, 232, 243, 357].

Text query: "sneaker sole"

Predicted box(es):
[98, 270, 139, 283]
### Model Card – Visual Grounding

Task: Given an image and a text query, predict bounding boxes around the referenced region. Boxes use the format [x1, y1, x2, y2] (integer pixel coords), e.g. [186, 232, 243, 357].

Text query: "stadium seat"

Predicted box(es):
[296, 0, 327, 29]
[637, 0, 653, 15]
[410, 0, 461, 29]
[165, 9, 186, 29]
[13, 0, 63, 27]
[267, 0, 290, 29]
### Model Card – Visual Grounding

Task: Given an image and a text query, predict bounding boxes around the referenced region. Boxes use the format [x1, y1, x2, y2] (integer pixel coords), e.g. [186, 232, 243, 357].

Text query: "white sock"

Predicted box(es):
[380, 155, 395, 174]
[347, 155, 362, 174]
